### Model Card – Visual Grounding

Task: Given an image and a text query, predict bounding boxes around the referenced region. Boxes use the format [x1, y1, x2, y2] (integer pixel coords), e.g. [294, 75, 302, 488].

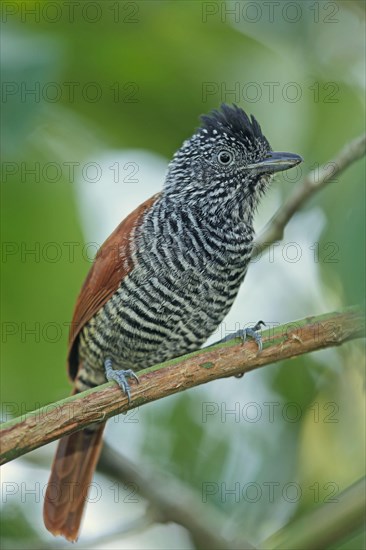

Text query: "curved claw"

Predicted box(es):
[244, 327, 263, 352]
[104, 360, 139, 404]
[129, 370, 140, 384]
[252, 320, 266, 331]
[219, 320, 265, 352]
[236, 320, 265, 352]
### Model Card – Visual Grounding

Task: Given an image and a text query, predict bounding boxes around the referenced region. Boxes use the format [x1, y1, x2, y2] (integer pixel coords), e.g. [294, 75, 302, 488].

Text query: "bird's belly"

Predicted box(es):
[78, 261, 246, 373]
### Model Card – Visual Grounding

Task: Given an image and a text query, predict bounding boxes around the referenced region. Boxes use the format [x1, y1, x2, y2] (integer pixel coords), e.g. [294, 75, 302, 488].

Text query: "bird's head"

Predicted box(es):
[164, 104, 302, 221]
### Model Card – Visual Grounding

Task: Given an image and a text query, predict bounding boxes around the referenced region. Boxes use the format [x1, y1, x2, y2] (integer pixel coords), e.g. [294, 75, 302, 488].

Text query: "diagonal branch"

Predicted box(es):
[98, 448, 365, 550]
[1, 306, 364, 466]
[99, 444, 255, 550]
[253, 133, 366, 256]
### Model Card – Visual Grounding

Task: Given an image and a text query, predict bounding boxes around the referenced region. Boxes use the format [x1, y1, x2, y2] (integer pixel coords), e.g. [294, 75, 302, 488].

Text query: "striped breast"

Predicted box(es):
[76, 195, 254, 387]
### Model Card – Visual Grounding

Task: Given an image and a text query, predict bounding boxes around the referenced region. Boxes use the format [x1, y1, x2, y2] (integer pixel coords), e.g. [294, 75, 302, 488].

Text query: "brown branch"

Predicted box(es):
[253, 134, 366, 256]
[1, 306, 364, 465]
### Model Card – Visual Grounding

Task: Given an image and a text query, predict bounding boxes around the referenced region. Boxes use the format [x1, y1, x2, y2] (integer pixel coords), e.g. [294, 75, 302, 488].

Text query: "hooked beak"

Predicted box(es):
[247, 151, 303, 174]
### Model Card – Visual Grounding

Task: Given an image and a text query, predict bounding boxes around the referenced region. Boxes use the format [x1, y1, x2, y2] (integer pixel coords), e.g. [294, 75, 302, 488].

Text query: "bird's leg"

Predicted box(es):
[104, 358, 139, 404]
[220, 320, 266, 352]
[218, 320, 266, 379]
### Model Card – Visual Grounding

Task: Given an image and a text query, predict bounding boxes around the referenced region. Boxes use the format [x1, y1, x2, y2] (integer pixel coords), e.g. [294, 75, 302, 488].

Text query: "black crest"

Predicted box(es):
[199, 104, 269, 148]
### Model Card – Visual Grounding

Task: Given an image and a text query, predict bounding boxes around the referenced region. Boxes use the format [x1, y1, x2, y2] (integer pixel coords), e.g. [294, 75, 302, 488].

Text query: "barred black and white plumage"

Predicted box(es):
[75, 104, 275, 390]
[44, 104, 302, 541]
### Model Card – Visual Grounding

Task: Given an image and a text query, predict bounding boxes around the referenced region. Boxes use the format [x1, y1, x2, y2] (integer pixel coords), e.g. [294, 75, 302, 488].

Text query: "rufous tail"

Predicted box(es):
[43, 421, 105, 541]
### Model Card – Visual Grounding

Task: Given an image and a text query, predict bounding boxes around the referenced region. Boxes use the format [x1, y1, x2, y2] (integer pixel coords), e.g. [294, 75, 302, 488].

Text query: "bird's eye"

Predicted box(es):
[217, 150, 233, 166]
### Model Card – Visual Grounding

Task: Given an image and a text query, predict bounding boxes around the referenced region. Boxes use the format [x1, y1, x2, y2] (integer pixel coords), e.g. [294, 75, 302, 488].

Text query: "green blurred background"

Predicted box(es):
[1, 1, 365, 548]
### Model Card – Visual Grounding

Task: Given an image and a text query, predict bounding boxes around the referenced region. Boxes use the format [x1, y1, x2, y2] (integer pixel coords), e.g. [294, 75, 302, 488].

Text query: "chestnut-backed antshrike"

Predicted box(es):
[44, 104, 302, 540]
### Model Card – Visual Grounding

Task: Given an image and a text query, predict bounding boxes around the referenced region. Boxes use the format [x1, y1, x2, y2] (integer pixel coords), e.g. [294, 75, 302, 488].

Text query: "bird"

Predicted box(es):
[43, 104, 302, 541]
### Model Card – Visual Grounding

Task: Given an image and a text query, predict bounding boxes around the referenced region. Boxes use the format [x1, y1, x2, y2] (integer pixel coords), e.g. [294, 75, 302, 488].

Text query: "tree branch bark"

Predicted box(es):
[253, 133, 366, 256]
[1, 306, 364, 466]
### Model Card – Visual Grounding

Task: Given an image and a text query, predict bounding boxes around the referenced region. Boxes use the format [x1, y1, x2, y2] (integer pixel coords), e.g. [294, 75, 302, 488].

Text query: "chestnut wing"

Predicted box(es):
[67, 193, 161, 379]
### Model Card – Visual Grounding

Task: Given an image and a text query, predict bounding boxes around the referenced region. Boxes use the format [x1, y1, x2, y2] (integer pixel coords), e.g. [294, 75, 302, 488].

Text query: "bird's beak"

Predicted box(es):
[247, 152, 303, 174]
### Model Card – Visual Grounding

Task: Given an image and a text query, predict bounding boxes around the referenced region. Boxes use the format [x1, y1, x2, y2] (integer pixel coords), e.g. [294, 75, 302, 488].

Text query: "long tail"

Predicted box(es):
[43, 421, 105, 541]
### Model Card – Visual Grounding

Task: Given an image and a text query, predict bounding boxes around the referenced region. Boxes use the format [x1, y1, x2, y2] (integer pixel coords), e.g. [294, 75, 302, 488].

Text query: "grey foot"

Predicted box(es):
[222, 321, 265, 379]
[221, 320, 266, 351]
[104, 358, 139, 404]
